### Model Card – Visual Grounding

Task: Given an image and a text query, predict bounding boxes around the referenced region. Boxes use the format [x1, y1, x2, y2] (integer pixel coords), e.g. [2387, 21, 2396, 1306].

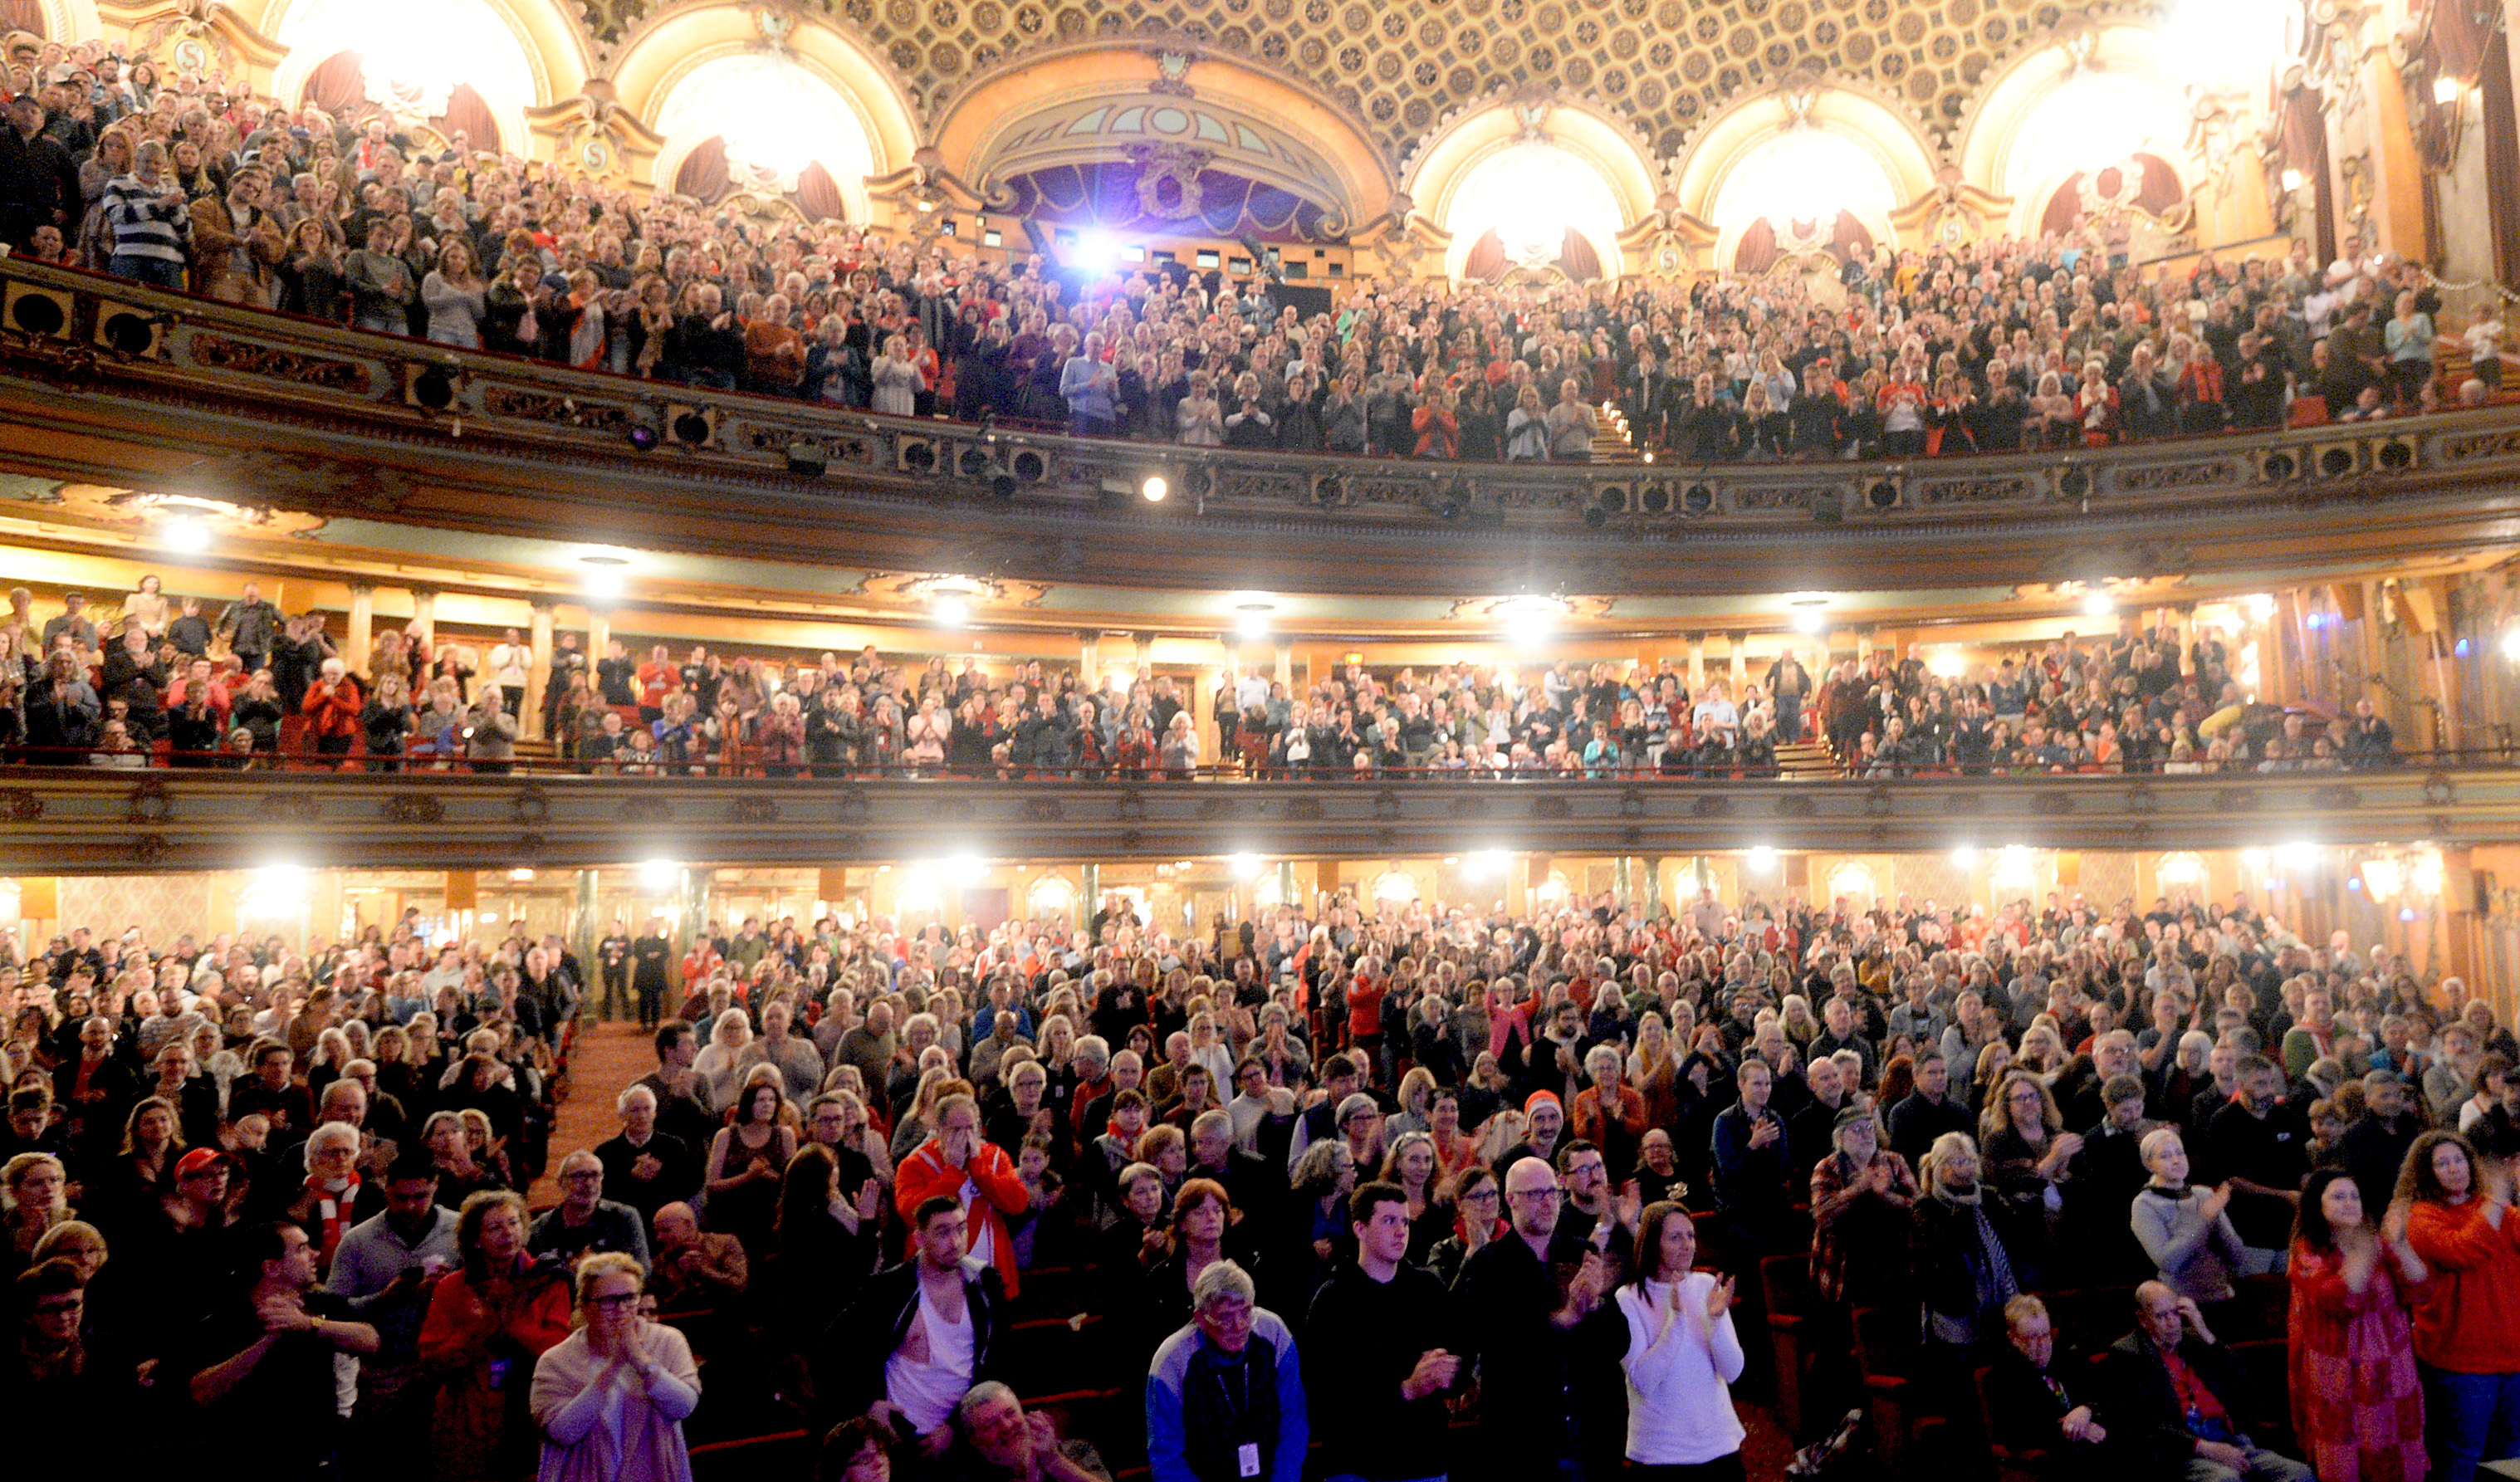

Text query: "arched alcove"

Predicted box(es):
[1707, 125, 1901, 271]
[1957, 31, 2205, 239]
[651, 51, 875, 213]
[267, 0, 541, 154]
[1441, 141, 1626, 281]
[610, 11, 916, 224]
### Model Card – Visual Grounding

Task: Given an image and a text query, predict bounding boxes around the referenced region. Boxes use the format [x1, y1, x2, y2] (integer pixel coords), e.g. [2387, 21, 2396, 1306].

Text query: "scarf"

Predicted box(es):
[305, 1170, 360, 1264]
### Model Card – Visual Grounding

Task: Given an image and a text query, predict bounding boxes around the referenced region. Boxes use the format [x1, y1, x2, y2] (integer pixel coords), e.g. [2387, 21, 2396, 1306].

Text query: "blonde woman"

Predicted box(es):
[2, 1152, 71, 1270]
[531, 1253, 701, 1481]
[870, 333, 922, 416]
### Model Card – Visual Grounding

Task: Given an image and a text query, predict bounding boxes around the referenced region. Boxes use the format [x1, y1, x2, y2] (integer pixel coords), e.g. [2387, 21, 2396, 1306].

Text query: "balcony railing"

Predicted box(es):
[2, 257, 2518, 584]
[4, 761, 2514, 873]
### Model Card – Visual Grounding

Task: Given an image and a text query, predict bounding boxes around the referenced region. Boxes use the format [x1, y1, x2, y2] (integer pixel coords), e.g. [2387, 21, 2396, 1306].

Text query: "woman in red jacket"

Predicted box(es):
[419, 1190, 574, 1482]
[2399, 1130, 2520, 1482]
[893, 1090, 1030, 1297]
[300, 657, 363, 761]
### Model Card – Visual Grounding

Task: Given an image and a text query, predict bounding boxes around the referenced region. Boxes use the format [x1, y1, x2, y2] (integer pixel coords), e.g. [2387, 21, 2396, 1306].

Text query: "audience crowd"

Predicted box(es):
[0, 578, 2399, 779]
[0, 869, 2515, 1482]
[0, 36, 2505, 482]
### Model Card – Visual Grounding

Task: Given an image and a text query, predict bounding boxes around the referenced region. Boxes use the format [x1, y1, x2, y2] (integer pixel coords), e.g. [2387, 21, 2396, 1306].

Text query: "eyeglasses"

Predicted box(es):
[587, 1292, 641, 1310]
[1459, 1188, 1501, 1204]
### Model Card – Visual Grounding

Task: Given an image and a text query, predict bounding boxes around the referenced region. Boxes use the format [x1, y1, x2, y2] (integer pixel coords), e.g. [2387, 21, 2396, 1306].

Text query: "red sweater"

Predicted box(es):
[893, 1136, 1030, 1297]
[2405, 1197, 2520, 1372]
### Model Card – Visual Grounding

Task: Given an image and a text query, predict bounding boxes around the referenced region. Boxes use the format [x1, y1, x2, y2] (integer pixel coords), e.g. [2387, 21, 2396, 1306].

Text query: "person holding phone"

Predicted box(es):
[326, 1156, 460, 1467]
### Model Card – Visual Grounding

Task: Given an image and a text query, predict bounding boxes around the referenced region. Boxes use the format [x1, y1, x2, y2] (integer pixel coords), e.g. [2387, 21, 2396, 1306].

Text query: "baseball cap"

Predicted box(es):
[174, 1147, 223, 1178]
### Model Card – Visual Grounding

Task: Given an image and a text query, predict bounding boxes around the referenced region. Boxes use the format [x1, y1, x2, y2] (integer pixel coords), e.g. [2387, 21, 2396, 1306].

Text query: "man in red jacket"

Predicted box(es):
[894, 1092, 1030, 1297]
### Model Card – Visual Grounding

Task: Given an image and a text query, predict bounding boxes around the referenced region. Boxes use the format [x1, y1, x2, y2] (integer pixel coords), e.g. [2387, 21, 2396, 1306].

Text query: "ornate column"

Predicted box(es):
[1274, 638, 1294, 688]
[1078, 630, 1101, 690]
[585, 608, 611, 677]
[1686, 635, 1705, 690]
[1727, 631, 1749, 688]
[409, 587, 438, 648]
[523, 599, 555, 742]
[345, 584, 374, 673]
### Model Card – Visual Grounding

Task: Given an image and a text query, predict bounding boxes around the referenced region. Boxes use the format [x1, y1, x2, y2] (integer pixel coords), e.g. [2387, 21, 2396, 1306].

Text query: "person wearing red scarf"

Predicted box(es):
[286, 1123, 378, 1274]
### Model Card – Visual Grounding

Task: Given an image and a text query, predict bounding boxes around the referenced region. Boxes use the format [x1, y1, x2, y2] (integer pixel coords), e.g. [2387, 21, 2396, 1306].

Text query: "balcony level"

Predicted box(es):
[2, 261, 2519, 600]
[5, 763, 2516, 875]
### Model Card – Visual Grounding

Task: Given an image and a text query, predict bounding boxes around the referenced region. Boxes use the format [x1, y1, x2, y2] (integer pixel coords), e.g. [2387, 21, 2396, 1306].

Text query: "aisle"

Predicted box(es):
[531, 1017, 656, 1207]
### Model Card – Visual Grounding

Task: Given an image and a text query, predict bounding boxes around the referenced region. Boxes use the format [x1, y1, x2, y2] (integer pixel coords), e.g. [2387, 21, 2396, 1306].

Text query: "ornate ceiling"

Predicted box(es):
[577, 0, 2094, 172]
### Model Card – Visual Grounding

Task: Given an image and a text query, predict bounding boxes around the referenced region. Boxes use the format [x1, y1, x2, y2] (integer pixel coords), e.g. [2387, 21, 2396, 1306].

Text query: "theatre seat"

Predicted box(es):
[1759, 1253, 1817, 1438]
[688, 1429, 812, 1482]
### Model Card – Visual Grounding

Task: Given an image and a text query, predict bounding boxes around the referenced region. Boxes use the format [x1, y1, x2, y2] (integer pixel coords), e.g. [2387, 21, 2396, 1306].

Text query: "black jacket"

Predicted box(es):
[824, 1255, 1006, 1419]
[2099, 1327, 2245, 1473]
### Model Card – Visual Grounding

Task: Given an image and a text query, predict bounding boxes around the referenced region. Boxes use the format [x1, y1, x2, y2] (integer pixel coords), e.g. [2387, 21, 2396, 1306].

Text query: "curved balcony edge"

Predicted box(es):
[0, 766, 2502, 873]
[4, 259, 2520, 595]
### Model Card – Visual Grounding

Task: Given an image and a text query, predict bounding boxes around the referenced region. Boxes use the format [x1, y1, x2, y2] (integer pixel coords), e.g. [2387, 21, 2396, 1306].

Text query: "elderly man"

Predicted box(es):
[741, 1000, 825, 1103]
[1983, 1294, 2111, 1481]
[529, 1149, 652, 1267]
[938, 1382, 1110, 1482]
[835, 999, 898, 1091]
[285, 1121, 384, 1274]
[596, 1083, 700, 1228]
[2101, 1282, 2312, 1482]
[897, 1093, 1030, 1297]
[1147, 1261, 1306, 1482]
[51, 1014, 136, 1154]
[648, 1201, 747, 1311]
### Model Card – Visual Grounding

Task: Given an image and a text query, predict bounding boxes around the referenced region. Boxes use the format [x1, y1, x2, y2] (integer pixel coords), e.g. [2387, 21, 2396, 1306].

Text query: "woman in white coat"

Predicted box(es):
[531, 1253, 702, 1482]
[1614, 1201, 1748, 1480]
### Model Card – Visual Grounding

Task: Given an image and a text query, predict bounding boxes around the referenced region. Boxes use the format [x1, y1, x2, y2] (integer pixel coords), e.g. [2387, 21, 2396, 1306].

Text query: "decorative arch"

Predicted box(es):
[1955, 28, 2204, 238]
[610, 9, 916, 223]
[932, 45, 1392, 233]
[1371, 869, 1419, 907]
[1674, 84, 1938, 269]
[974, 94, 1357, 239]
[1404, 97, 1657, 281]
[261, 0, 582, 154]
[1826, 862, 1877, 907]
[4, 1, 101, 42]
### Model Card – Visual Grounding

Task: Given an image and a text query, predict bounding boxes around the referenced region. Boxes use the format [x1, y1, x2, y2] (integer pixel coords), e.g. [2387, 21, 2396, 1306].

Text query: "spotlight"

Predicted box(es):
[1864, 478, 1901, 510]
[1142, 475, 1168, 503]
[1683, 482, 1715, 515]
[1010, 449, 1049, 482]
[626, 424, 660, 452]
[785, 440, 828, 477]
[2082, 590, 2116, 617]
[1792, 608, 1824, 634]
[2376, 438, 2415, 471]
[669, 408, 713, 446]
[901, 441, 937, 473]
[933, 595, 969, 627]
[2058, 465, 2090, 499]
[639, 858, 678, 889]
[958, 447, 994, 479]
[2261, 449, 2298, 481]
[580, 554, 629, 601]
[162, 517, 211, 554]
[1310, 473, 1344, 506]
[2320, 446, 2356, 477]
[1638, 482, 1672, 515]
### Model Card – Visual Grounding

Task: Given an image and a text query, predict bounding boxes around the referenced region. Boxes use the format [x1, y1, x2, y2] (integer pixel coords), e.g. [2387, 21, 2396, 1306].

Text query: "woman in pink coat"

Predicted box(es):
[531, 1253, 702, 1482]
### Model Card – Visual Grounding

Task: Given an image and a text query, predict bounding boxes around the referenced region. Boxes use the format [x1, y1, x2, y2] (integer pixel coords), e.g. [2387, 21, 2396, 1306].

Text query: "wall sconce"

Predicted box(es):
[2280, 168, 2304, 193]
[2434, 73, 2464, 106]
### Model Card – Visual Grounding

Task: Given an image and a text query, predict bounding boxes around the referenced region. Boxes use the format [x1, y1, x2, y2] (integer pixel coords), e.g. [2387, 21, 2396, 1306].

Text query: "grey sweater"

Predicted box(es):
[2130, 1182, 2248, 1303]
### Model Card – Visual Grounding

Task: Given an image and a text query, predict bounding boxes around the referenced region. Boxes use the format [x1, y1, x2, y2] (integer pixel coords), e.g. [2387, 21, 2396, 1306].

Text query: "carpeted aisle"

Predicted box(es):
[531, 1017, 655, 1207]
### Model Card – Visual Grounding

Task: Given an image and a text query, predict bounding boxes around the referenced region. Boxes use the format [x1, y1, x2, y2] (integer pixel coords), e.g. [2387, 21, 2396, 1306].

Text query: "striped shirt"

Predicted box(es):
[101, 172, 190, 265]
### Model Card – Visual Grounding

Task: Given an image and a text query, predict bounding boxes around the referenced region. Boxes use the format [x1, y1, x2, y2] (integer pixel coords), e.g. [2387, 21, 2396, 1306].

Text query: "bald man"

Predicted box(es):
[526, 1148, 650, 1267]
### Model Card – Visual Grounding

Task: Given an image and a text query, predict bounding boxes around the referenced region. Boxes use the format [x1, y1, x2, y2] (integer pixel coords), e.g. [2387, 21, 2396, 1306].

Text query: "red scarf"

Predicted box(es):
[304, 1171, 360, 1264]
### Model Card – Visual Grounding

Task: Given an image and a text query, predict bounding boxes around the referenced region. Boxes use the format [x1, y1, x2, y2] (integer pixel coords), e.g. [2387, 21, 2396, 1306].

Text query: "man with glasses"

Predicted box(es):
[1457, 1156, 1615, 1482]
[1147, 1260, 1306, 1482]
[1982, 1294, 2111, 1481]
[527, 1149, 651, 1268]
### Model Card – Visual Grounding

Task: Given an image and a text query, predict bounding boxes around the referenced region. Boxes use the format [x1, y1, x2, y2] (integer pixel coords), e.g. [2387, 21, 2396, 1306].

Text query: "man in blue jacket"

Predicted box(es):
[1146, 1260, 1306, 1482]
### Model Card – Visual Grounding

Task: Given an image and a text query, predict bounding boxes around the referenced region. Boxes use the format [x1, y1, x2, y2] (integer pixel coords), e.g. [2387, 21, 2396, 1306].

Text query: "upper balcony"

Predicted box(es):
[2, 259, 2518, 602]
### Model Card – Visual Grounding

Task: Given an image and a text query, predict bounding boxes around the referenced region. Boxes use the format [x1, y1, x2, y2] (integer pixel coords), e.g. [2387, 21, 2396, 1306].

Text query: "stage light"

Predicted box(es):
[163, 518, 211, 555]
[2082, 591, 2116, 617]
[1142, 476, 1169, 503]
[933, 596, 968, 628]
[639, 858, 678, 890]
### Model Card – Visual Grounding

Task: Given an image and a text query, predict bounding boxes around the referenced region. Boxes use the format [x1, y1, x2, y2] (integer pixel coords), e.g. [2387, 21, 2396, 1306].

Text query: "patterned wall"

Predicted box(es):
[579, 0, 2087, 169]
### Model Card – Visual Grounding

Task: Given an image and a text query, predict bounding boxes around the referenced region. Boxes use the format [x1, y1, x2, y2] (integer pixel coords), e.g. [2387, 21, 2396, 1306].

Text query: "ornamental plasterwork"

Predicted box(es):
[580, 0, 2112, 171]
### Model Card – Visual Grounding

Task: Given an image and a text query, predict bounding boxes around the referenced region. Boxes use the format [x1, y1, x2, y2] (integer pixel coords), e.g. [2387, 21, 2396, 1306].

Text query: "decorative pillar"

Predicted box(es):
[1613, 857, 1634, 915]
[1727, 632, 1749, 688]
[1078, 630, 1102, 690]
[1686, 635, 1705, 690]
[585, 608, 611, 676]
[1274, 638, 1294, 688]
[1133, 631, 1154, 676]
[409, 588, 438, 648]
[1081, 863, 1099, 920]
[524, 599, 555, 742]
[1276, 860, 1296, 917]
[575, 869, 599, 992]
[345, 584, 374, 673]
[1645, 857, 1661, 917]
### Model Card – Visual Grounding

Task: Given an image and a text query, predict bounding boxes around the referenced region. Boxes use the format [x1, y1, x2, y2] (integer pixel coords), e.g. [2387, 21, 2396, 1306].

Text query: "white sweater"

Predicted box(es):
[1614, 1274, 1749, 1465]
